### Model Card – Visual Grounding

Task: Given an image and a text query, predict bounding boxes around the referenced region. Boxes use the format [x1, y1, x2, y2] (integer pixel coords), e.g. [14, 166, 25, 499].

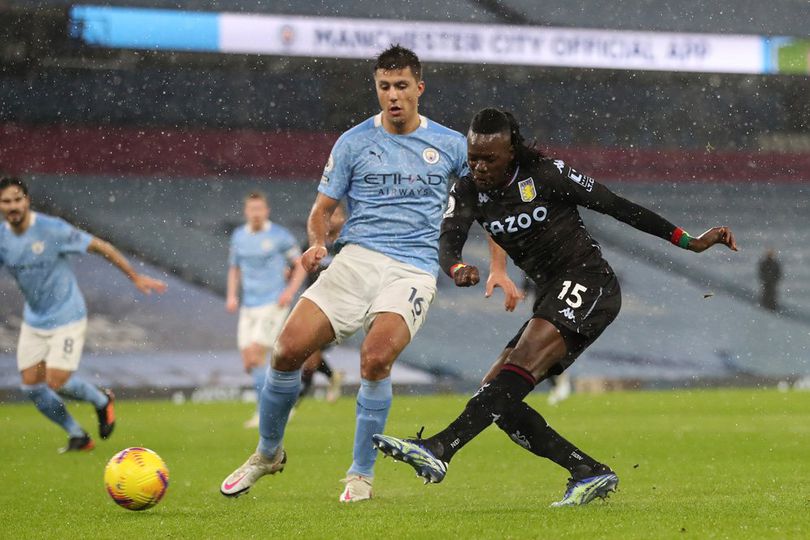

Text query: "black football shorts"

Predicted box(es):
[505, 266, 621, 379]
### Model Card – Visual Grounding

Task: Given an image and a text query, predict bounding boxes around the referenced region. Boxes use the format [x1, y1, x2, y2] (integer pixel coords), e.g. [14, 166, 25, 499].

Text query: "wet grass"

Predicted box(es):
[1, 388, 808, 539]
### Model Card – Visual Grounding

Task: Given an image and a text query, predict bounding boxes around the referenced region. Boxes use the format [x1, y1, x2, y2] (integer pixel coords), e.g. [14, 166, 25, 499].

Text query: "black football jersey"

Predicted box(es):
[440, 157, 678, 283]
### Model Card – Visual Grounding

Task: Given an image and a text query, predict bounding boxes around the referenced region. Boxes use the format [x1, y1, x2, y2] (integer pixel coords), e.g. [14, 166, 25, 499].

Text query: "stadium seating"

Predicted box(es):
[10, 174, 807, 386]
[0, 66, 797, 152]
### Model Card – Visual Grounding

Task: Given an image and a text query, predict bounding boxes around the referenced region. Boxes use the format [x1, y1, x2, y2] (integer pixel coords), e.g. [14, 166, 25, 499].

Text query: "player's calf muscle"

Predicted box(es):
[507, 321, 567, 380]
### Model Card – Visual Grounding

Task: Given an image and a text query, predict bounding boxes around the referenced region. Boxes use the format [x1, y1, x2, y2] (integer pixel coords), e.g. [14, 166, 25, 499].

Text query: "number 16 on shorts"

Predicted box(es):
[408, 287, 426, 325]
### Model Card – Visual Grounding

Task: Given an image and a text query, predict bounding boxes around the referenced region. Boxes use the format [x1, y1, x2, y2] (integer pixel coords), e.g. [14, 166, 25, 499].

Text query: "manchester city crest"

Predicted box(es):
[422, 147, 440, 164]
[518, 177, 537, 202]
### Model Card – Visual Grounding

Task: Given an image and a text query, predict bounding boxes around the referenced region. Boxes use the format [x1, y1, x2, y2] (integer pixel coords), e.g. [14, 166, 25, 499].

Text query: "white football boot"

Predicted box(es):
[548, 373, 572, 406]
[338, 475, 373, 503]
[243, 412, 260, 429]
[326, 371, 344, 403]
[220, 447, 286, 497]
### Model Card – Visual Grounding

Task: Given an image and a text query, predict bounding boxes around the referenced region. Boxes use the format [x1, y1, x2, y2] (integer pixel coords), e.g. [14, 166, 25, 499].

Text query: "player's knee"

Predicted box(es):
[20, 371, 41, 386]
[505, 347, 556, 380]
[46, 377, 66, 391]
[271, 335, 306, 371]
[247, 345, 267, 367]
[360, 345, 394, 380]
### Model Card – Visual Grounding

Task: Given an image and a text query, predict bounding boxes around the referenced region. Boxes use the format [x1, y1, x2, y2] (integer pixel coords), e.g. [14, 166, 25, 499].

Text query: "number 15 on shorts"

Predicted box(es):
[558, 280, 587, 308]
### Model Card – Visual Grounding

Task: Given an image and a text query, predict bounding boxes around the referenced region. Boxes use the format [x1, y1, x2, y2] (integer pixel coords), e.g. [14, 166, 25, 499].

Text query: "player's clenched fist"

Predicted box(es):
[452, 264, 480, 287]
[301, 245, 328, 272]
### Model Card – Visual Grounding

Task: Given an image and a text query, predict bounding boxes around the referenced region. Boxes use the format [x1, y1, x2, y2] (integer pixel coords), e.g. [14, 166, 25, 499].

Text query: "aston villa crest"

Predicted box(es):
[518, 177, 536, 202]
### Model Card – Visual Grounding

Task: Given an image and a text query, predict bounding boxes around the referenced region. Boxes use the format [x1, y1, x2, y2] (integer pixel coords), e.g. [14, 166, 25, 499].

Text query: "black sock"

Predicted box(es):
[423, 366, 535, 463]
[495, 401, 606, 478]
[316, 359, 333, 379]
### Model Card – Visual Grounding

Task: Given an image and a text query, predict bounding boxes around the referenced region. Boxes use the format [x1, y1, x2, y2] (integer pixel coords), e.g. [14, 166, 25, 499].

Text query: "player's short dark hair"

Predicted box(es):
[244, 191, 268, 204]
[374, 45, 422, 81]
[469, 108, 546, 167]
[0, 176, 28, 196]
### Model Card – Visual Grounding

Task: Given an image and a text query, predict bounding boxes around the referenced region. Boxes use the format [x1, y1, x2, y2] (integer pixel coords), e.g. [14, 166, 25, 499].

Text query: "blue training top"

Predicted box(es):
[318, 113, 469, 277]
[229, 221, 300, 308]
[0, 212, 93, 329]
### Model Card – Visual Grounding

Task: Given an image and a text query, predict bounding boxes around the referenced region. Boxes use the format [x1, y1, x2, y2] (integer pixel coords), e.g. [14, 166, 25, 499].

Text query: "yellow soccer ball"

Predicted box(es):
[104, 447, 170, 511]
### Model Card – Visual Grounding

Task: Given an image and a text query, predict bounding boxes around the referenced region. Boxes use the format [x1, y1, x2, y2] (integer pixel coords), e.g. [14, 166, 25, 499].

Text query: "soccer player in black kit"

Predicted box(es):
[373, 108, 738, 506]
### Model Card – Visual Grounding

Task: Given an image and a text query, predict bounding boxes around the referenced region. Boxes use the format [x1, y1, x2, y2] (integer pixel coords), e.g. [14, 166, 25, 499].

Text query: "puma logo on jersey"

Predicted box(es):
[483, 206, 548, 236]
[558, 307, 576, 321]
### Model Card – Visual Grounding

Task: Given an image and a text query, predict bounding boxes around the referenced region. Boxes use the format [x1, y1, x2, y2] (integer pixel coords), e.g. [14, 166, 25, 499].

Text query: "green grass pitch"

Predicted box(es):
[0, 389, 808, 539]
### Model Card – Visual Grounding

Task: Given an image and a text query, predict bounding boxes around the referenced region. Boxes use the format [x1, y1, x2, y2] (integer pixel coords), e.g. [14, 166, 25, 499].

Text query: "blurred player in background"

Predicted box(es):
[226, 191, 306, 428]
[374, 108, 737, 506]
[0, 176, 167, 452]
[221, 46, 517, 503]
[292, 205, 347, 413]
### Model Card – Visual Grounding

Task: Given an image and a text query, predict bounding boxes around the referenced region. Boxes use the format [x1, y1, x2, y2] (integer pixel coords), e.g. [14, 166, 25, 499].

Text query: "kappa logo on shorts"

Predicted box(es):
[558, 307, 576, 322]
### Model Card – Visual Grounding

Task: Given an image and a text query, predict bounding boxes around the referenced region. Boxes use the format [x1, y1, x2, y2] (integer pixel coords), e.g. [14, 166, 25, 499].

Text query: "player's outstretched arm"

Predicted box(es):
[303, 194, 340, 273]
[685, 226, 738, 253]
[87, 237, 167, 295]
[485, 237, 522, 311]
[550, 163, 739, 255]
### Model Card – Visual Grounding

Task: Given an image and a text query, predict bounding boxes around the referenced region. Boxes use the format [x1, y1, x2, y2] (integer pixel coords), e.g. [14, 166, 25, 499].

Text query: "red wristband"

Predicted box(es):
[671, 227, 693, 249]
[450, 263, 467, 276]
[671, 227, 685, 246]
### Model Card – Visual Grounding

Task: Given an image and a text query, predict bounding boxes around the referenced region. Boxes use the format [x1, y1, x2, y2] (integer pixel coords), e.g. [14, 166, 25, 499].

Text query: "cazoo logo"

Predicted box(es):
[482, 206, 548, 236]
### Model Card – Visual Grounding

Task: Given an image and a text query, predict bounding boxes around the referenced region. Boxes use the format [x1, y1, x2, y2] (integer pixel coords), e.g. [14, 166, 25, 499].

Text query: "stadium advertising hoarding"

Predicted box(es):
[69, 6, 809, 75]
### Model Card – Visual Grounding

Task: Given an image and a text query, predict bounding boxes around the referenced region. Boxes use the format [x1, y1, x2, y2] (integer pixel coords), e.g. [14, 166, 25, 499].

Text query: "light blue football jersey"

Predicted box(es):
[318, 113, 469, 276]
[0, 212, 93, 329]
[229, 221, 300, 308]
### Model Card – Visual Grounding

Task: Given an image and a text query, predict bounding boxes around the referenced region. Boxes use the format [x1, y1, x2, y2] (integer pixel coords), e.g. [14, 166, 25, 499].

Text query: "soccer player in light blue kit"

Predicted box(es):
[225, 191, 306, 428]
[0, 177, 167, 452]
[221, 45, 519, 502]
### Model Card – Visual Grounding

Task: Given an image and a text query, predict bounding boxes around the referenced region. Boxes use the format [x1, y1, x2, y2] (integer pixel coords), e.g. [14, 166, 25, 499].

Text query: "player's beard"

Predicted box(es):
[6, 209, 26, 227]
